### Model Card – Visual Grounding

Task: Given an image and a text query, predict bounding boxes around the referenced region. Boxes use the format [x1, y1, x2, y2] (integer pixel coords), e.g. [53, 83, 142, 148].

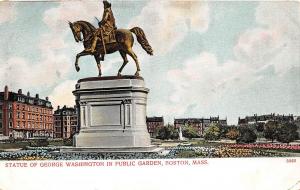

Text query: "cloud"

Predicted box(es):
[41, 1, 102, 59]
[0, 2, 16, 24]
[0, 55, 71, 92]
[48, 80, 77, 109]
[0, 1, 108, 102]
[128, 1, 209, 55]
[43, 1, 101, 34]
[148, 52, 250, 121]
[234, 1, 300, 75]
[152, 1, 300, 124]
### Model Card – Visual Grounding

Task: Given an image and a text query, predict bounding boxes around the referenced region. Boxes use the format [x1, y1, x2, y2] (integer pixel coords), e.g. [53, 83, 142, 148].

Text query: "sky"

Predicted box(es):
[0, 0, 299, 125]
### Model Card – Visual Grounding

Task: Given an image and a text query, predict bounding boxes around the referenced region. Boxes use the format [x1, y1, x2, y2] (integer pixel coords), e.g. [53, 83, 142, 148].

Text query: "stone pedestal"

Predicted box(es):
[72, 76, 152, 150]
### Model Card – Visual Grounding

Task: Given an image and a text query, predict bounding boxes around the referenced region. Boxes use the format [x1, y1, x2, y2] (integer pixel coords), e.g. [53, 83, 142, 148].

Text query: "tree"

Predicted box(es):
[156, 126, 170, 140]
[276, 122, 299, 144]
[264, 121, 279, 142]
[219, 125, 230, 139]
[156, 125, 179, 140]
[204, 123, 221, 140]
[237, 126, 257, 143]
[170, 127, 179, 139]
[182, 125, 199, 139]
[226, 128, 240, 140]
[255, 123, 265, 132]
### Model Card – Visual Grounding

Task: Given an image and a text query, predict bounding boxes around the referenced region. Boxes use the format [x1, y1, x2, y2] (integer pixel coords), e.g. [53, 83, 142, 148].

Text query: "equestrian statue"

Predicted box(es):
[69, 0, 153, 77]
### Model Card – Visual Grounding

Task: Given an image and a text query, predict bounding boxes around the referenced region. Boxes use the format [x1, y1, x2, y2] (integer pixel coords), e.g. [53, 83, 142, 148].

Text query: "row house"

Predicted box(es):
[174, 116, 227, 136]
[146, 116, 164, 138]
[53, 105, 78, 139]
[0, 86, 53, 138]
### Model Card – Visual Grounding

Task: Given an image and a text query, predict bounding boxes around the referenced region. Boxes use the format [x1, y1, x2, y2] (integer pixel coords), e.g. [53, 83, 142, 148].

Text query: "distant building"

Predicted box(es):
[0, 86, 53, 138]
[238, 113, 294, 125]
[53, 105, 78, 139]
[146, 116, 164, 138]
[174, 116, 227, 136]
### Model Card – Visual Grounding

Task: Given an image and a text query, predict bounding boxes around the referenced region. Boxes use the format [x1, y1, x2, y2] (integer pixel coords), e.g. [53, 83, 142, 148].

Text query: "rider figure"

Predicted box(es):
[86, 0, 117, 60]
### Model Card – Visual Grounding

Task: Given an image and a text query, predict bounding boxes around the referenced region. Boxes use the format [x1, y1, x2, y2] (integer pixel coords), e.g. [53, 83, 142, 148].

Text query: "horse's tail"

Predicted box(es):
[130, 27, 153, 55]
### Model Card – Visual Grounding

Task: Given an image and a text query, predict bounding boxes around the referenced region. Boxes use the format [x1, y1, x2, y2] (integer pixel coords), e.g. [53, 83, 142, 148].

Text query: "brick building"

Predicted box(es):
[174, 116, 227, 136]
[238, 113, 294, 125]
[53, 105, 78, 139]
[146, 116, 164, 137]
[0, 86, 53, 138]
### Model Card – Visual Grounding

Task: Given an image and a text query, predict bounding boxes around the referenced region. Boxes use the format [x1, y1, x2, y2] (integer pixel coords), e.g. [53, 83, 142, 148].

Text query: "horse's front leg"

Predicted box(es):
[75, 50, 90, 72]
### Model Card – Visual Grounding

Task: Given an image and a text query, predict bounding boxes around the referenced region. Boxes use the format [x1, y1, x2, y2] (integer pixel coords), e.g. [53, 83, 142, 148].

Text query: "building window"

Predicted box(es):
[22, 112, 25, 119]
[22, 122, 25, 128]
[0, 122, 2, 129]
[9, 112, 12, 119]
[17, 112, 20, 119]
[17, 104, 19, 110]
[22, 106, 25, 111]
[17, 121, 20, 128]
[8, 104, 12, 110]
[28, 122, 31, 128]
[9, 122, 12, 128]
[0, 113, 2, 119]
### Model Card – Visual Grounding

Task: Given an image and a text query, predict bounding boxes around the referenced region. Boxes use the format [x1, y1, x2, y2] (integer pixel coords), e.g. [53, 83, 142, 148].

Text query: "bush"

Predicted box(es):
[182, 125, 199, 139]
[156, 125, 179, 140]
[276, 122, 298, 144]
[255, 123, 265, 132]
[204, 123, 220, 140]
[237, 127, 257, 143]
[264, 121, 279, 142]
[219, 125, 230, 139]
[29, 138, 49, 147]
[226, 128, 239, 140]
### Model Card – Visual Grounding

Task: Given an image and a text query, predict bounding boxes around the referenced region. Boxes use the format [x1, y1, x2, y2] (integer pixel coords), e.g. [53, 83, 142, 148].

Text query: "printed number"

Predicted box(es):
[286, 159, 296, 163]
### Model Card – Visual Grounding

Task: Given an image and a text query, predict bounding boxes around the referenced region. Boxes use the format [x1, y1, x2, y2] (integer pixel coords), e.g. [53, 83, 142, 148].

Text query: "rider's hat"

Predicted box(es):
[103, 0, 111, 8]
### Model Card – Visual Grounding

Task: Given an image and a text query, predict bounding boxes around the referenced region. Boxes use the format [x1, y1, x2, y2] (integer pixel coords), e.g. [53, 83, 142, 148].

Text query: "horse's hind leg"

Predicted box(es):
[126, 48, 140, 76]
[117, 50, 128, 76]
[94, 54, 102, 77]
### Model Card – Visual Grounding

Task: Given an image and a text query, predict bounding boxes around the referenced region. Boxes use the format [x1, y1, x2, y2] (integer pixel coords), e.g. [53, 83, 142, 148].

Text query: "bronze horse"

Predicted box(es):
[69, 21, 153, 76]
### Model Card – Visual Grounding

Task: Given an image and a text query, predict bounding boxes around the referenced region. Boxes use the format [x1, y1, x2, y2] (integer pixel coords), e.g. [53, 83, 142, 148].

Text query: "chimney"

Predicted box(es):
[45, 97, 49, 101]
[4, 85, 9, 101]
[18, 89, 22, 94]
[35, 94, 39, 99]
[27, 91, 30, 97]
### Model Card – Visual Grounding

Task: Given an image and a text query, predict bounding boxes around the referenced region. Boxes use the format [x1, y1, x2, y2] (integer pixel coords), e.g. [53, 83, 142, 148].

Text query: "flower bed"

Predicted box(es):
[214, 147, 285, 158]
[0, 145, 288, 160]
[224, 144, 300, 151]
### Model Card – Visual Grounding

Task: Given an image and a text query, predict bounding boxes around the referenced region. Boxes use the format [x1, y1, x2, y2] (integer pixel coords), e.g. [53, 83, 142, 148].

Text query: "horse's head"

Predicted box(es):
[69, 21, 82, 42]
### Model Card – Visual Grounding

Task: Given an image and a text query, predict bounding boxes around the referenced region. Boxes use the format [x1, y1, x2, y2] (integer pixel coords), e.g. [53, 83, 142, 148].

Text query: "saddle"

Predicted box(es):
[102, 29, 116, 44]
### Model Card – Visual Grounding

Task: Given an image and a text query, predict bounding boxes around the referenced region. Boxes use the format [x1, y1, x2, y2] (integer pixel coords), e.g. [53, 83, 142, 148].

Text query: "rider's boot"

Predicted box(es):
[86, 36, 98, 53]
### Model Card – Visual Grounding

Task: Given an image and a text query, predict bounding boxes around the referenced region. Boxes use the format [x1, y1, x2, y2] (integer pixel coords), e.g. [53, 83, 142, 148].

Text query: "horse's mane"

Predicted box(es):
[75, 20, 96, 32]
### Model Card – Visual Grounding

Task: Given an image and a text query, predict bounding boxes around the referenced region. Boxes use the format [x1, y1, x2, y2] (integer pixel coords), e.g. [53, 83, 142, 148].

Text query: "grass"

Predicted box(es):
[0, 138, 73, 150]
[0, 141, 30, 150]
